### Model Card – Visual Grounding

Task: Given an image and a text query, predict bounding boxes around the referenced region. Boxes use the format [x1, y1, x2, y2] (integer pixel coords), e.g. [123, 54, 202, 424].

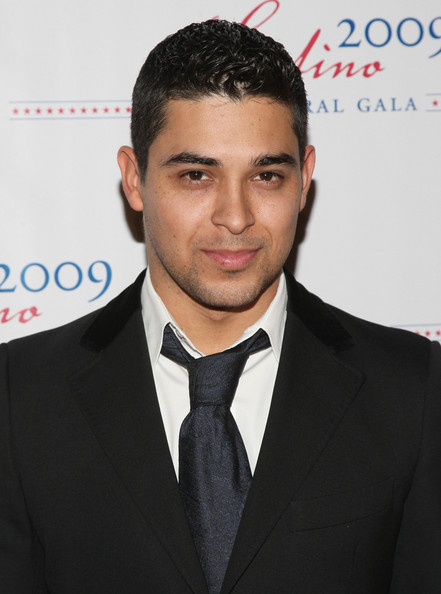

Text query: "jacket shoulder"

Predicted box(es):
[2, 270, 145, 366]
[330, 303, 431, 350]
[284, 270, 436, 377]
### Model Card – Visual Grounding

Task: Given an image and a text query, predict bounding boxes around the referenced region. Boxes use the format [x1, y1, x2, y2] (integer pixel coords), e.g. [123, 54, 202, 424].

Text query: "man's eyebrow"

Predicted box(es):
[252, 153, 297, 167]
[160, 152, 221, 168]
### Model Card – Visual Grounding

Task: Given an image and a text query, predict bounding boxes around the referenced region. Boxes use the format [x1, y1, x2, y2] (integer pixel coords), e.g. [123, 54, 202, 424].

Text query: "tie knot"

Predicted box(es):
[161, 324, 270, 408]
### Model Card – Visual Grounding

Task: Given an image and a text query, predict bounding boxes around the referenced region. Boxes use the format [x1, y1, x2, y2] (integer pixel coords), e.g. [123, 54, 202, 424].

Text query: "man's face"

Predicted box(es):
[126, 96, 314, 313]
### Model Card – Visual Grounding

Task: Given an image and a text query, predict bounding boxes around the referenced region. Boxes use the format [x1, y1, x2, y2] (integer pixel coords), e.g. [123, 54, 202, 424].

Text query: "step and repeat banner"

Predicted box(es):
[1, 0, 440, 343]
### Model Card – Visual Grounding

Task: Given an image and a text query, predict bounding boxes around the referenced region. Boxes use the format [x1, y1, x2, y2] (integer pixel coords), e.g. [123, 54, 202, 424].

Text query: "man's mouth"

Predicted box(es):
[202, 249, 259, 269]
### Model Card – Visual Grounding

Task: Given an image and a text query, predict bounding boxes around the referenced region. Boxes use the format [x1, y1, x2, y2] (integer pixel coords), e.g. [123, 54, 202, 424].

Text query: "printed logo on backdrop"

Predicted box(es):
[9, 0, 441, 120]
[0, 262, 111, 327]
[10, 101, 131, 120]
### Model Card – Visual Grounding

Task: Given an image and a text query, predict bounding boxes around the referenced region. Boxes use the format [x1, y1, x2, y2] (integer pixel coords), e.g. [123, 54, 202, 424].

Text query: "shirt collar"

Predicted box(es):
[141, 268, 287, 365]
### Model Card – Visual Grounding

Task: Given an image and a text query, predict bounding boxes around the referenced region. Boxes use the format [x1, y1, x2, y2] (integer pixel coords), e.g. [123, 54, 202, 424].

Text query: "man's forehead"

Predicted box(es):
[161, 94, 294, 120]
[144, 95, 300, 173]
[155, 95, 296, 140]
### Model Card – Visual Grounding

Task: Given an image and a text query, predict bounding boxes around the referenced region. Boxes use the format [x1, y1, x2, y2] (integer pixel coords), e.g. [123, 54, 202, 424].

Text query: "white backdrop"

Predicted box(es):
[2, 0, 440, 343]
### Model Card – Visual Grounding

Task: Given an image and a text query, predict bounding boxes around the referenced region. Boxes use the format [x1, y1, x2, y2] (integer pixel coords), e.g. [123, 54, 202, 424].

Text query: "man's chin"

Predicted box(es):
[188, 276, 279, 313]
[195, 295, 261, 313]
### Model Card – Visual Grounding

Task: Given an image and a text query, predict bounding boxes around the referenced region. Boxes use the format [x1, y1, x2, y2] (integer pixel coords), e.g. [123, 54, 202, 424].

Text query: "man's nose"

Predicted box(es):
[211, 181, 255, 235]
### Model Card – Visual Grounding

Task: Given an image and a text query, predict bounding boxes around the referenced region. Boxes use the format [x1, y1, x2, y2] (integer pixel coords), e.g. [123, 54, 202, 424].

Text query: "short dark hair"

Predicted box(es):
[131, 20, 308, 182]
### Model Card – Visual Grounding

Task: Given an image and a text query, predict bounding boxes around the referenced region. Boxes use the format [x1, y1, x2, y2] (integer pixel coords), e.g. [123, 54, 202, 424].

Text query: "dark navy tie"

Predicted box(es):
[161, 324, 270, 594]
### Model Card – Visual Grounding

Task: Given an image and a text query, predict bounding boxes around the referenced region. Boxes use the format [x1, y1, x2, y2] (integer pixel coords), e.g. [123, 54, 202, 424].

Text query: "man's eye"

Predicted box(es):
[256, 171, 280, 182]
[185, 170, 206, 181]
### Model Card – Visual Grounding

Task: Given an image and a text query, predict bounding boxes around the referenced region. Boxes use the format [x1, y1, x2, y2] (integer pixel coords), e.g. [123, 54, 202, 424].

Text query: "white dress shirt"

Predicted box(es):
[141, 269, 287, 477]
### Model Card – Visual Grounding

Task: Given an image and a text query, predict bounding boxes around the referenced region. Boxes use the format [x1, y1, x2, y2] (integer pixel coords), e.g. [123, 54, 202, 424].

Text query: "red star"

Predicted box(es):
[25, 108, 30, 114]
[81, 107, 87, 113]
[70, 108, 75, 113]
[13, 108, 19, 114]
[115, 107, 120, 113]
[36, 108, 41, 114]
[434, 100, 439, 106]
[126, 107, 131, 113]
[104, 107, 109, 113]
[436, 330, 441, 336]
[59, 108, 64, 114]
[92, 107, 98, 113]
[426, 331, 431, 337]
[47, 108, 53, 114]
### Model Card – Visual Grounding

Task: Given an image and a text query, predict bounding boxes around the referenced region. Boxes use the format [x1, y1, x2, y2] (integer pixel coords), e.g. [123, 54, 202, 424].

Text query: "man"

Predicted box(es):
[1, 20, 441, 594]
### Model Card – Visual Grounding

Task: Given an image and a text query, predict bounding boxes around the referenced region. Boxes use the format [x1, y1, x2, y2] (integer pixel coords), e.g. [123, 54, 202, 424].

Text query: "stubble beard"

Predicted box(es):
[172, 261, 279, 312]
[146, 229, 282, 312]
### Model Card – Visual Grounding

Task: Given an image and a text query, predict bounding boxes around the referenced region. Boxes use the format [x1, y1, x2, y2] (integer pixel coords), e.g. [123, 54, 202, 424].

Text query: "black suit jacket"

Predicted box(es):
[1, 270, 441, 593]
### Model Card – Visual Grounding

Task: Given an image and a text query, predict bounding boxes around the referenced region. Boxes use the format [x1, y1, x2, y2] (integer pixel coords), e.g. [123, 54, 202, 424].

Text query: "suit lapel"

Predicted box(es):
[69, 273, 208, 594]
[222, 274, 365, 592]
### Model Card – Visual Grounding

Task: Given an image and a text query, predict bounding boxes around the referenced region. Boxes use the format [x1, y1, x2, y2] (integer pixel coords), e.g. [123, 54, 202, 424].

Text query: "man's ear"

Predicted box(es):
[299, 145, 316, 211]
[117, 146, 144, 212]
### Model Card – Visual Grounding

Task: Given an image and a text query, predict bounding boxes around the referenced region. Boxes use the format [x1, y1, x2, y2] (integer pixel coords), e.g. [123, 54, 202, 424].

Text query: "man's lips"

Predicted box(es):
[202, 249, 259, 268]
